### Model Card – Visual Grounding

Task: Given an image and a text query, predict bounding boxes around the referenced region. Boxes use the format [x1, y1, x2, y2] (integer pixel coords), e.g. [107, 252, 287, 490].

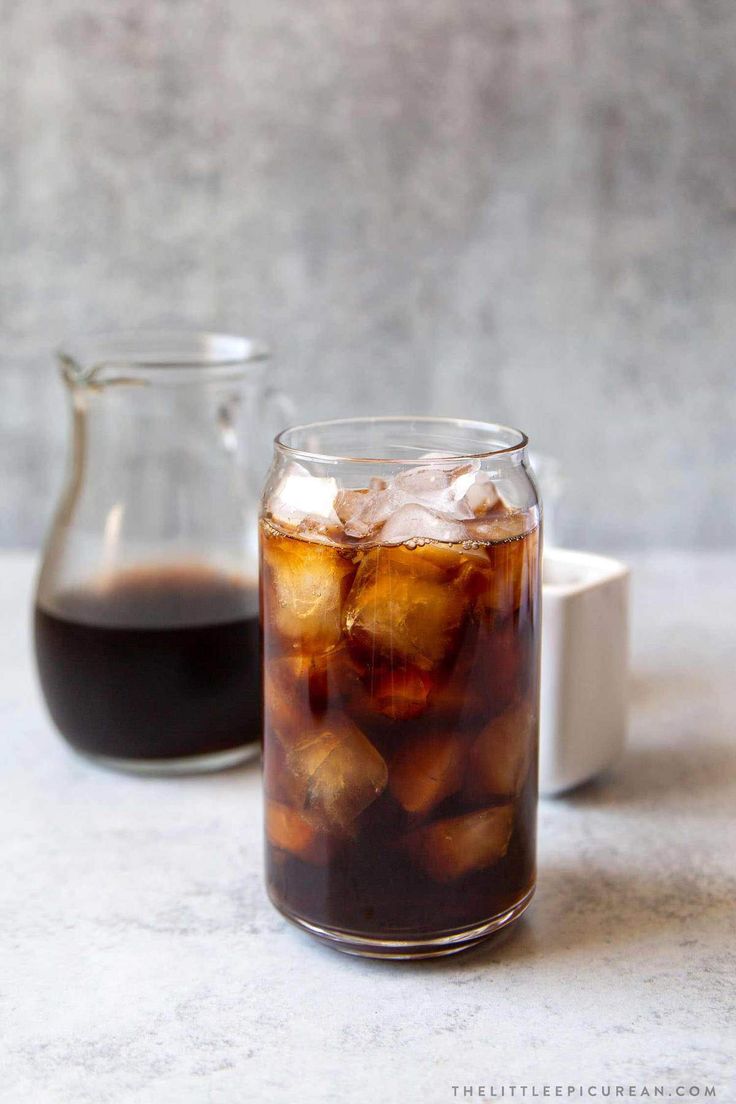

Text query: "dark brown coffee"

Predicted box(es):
[261, 521, 540, 940]
[34, 564, 260, 763]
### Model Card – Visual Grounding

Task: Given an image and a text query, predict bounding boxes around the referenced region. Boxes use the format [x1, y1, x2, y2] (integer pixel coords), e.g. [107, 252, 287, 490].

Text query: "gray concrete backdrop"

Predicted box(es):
[2, 0, 735, 550]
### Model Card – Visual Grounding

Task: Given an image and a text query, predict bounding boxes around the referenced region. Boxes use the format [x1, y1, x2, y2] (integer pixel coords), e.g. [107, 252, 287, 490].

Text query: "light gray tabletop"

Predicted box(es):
[1, 551, 734, 1104]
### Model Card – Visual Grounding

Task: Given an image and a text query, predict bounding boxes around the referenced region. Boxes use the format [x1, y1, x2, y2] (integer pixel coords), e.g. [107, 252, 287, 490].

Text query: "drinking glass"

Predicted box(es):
[260, 417, 541, 958]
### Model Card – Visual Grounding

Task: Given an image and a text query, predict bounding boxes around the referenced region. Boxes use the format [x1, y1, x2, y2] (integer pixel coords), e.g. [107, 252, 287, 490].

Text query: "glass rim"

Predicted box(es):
[58, 330, 270, 378]
[275, 416, 529, 466]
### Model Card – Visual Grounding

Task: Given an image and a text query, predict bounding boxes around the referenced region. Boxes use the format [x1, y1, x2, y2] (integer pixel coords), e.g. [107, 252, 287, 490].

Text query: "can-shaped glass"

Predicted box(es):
[260, 417, 541, 958]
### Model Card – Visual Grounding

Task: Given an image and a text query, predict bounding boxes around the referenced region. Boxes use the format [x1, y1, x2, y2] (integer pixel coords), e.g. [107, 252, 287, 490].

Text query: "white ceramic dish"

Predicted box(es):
[539, 548, 630, 796]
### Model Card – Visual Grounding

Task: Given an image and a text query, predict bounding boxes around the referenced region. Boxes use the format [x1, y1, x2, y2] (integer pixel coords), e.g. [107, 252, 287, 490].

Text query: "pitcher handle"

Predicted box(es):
[253, 385, 297, 490]
[262, 385, 297, 445]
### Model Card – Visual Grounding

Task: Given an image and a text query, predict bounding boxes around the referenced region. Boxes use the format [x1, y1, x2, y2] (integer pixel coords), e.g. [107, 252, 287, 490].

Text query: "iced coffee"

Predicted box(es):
[261, 418, 541, 958]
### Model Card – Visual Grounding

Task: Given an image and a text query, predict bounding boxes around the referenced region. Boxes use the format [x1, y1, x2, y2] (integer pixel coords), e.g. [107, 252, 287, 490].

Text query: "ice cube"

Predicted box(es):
[431, 461, 482, 503]
[334, 487, 390, 540]
[393, 464, 457, 495]
[335, 462, 481, 541]
[389, 730, 464, 815]
[329, 645, 379, 719]
[268, 461, 340, 530]
[380, 504, 469, 546]
[371, 667, 432, 721]
[266, 800, 327, 865]
[344, 546, 467, 670]
[264, 731, 301, 804]
[334, 489, 371, 529]
[404, 805, 514, 882]
[285, 719, 388, 831]
[464, 471, 501, 515]
[466, 701, 536, 799]
[393, 463, 477, 520]
[264, 675, 303, 751]
[475, 525, 539, 622]
[417, 540, 489, 573]
[262, 532, 356, 650]
[465, 513, 532, 544]
[264, 652, 334, 745]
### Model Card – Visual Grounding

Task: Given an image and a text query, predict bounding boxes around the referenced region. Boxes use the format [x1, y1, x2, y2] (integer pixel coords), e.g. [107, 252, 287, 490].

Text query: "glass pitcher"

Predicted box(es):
[34, 331, 291, 775]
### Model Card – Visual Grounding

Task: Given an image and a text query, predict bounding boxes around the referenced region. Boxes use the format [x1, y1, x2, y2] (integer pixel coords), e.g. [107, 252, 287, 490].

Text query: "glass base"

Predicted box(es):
[274, 884, 535, 960]
[80, 743, 260, 776]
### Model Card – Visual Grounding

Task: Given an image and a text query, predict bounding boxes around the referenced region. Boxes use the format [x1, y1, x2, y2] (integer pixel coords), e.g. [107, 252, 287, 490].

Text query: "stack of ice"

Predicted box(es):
[266, 458, 503, 545]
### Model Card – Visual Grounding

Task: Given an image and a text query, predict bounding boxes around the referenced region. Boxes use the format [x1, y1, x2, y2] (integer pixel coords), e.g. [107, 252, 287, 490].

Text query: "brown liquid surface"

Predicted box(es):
[261, 521, 540, 939]
[35, 564, 260, 762]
